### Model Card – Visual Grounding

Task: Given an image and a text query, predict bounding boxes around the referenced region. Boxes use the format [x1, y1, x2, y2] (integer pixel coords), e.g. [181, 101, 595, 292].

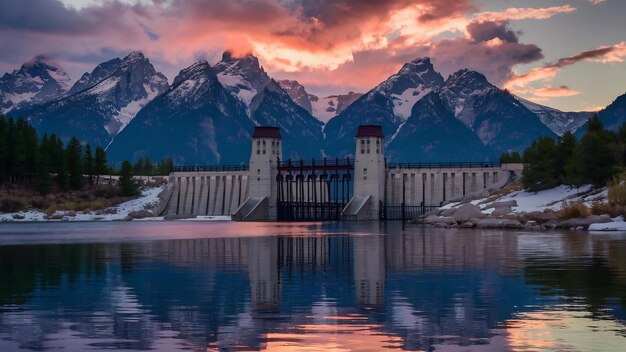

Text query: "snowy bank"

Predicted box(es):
[419, 183, 617, 231]
[0, 185, 230, 222]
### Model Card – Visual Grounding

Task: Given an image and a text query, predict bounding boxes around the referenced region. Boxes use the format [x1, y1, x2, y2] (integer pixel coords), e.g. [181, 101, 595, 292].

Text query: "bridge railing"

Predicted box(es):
[277, 157, 354, 172]
[386, 162, 501, 170]
[173, 165, 249, 172]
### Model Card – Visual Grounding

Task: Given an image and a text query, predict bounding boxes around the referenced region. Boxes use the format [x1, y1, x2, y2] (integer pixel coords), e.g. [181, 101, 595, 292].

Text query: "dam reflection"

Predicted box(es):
[1, 227, 626, 351]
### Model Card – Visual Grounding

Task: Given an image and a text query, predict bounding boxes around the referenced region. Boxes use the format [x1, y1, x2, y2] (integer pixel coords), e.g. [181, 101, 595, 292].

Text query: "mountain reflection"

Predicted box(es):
[1, 225, 625, 351]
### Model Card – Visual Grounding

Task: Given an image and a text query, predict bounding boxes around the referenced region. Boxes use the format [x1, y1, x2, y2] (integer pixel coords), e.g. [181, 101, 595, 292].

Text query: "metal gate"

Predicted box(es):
[276, 158, 353, 221]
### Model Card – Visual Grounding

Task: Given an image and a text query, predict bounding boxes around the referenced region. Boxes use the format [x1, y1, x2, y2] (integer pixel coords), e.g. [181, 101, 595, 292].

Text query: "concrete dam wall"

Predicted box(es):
[165, 172, 249, 216]
[163, 125, 523, 220]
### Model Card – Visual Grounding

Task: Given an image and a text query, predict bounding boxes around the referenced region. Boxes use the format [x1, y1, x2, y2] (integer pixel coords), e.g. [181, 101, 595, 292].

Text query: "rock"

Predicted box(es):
[485, 200, 517, 209]
[425, 215, 457, 225]
[476, 218, 522, 229]
[476, 218, 503, 228]
[65, 211, 76, 217]
[460, 221, 475, 228]
[45, 213, 65, 220]
[12, 213, 25, 220]
[441, 208, 456, 217]
[92, 216, 104, 221]
[558, 215, 612, 229]
[451, 204, 485, 223]
[523, 220, 544, 231]
[575, 226, 585, 231]
[502, 219, 523, 229]
[433, 222, 450, 228]
[543, 220, 558, 229]
[521, 211, 557, 224]
[128, 209, 153, 219]
[491, 206, 512, 217]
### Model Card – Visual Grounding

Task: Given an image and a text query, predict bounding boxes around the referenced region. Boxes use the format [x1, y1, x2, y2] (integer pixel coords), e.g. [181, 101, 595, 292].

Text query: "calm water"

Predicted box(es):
[0, 222, 625, 351]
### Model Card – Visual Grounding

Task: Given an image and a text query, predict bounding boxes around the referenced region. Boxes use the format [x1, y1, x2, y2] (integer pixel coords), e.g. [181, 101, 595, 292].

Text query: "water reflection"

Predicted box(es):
[0, 224, 625, 351]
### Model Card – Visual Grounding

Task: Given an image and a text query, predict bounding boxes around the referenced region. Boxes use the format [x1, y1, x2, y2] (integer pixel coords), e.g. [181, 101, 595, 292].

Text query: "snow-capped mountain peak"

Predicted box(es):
[213, 51, 270, 109]
[516, 96, 592, 136]
[0, 55, 72, 113]
[439, 69, 498, 127]
[373, 56, 444, 119]
[25, 51, 169, 148]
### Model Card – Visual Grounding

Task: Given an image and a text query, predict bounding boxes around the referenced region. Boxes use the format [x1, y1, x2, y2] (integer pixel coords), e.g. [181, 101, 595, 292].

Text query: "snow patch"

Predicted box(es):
[496, 185, 593, 213]
[0, 185, 166, 222]
[391, 86, 430, 119]
[311, 96, 338, 123]
[216, 72, 256, 107]
[589, 221, 626, 231]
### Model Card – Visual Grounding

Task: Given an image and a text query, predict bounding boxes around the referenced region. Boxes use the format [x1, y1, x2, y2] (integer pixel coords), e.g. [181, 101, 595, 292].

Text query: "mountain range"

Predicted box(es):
[1, 51, 623, 164]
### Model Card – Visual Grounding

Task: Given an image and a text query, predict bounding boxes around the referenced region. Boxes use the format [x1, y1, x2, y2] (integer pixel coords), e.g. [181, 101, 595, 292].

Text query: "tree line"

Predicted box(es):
[501, 114, 623, 192]
[0, 115, 174, 195]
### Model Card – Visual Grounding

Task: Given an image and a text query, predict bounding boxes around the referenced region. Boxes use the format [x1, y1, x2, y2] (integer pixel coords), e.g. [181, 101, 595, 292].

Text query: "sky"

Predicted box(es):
[0, 0, 624, 112]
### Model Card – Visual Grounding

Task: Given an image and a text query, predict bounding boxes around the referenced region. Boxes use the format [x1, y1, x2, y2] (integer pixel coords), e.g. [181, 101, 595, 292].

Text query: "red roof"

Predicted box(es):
[253, 126, 281, 139]
[356, 125, 384, 138]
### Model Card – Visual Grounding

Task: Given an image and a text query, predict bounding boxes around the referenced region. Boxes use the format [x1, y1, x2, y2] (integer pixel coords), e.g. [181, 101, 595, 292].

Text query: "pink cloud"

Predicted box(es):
[505, 41, 626, 91]
[474, 5, 576, 22]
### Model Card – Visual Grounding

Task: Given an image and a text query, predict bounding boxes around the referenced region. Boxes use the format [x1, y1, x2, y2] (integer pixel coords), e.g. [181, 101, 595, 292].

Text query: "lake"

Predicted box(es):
[0, 221, 625, 351]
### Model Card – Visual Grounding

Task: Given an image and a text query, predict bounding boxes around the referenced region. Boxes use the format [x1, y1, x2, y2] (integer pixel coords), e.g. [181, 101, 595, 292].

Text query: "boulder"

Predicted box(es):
[128, 209, 153, 219]
[543, 220, 558, 230]
[491, 206, 512, 217]
[441, 208, 456, 217]
[65, 211, 77, 217]
[521, 211, 557, 224]
[476, 218, 523, 229]
[425, 215, 457, 225]
[502, 219, 523, 229]
[45, 213, 65, 220]
[460, 221, 475, 228]
[485, 200, 517, 209]
[452, 204, 485, 223]
[11, 213, 25, 220]
[557, 214, 612, 229]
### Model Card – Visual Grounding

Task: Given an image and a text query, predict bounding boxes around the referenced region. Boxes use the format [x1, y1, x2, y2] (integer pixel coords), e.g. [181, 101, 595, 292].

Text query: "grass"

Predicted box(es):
[608, 172, 626, 206]
[0, 183, 138, 214]
[558, 201, 589, 220]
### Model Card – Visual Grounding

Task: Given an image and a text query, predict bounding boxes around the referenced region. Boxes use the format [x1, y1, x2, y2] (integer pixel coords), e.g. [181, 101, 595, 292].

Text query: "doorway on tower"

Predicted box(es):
[276, 158, 353, 221]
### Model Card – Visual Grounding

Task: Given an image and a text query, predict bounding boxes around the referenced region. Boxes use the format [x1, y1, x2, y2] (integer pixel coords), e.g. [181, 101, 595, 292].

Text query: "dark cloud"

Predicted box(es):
[0, 0, 143, 35]
[551, 46, 615, 68]
[467, 20, 518, 43]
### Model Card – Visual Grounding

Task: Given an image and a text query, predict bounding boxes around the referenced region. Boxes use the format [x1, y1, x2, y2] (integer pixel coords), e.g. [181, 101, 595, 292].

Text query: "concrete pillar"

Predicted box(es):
[353, 125, 386, 220]
[192, 176, 202, 214]
[247, 127, 282, 220]
[167, 176, 181, 215]
[198, 177, 208, 215]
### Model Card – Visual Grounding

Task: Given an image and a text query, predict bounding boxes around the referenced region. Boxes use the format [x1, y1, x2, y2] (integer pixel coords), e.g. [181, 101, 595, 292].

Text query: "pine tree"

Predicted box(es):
[143, 158, 153, 175]
[133, 158, 144, 174]
[35, 134, 53, 194]
[118, 160, 138, 196]
[522, 136, 559, 192]
[66, 137, 84, 190]
[0, 116, 7, 184]
[84, 144, 94, 186]
[94, 146, 107, 184]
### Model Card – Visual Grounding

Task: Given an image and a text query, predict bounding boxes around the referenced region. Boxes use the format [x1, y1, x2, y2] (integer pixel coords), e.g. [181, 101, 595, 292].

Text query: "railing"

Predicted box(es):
[386, 162, 501, 170]
[380, 204, 439, 221]
[278, 157, 354, 172]
[173, 165, 249, 172]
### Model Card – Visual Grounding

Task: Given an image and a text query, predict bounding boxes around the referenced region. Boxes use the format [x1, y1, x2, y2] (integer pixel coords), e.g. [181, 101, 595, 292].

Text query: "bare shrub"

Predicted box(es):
[558, 201, 589, 220]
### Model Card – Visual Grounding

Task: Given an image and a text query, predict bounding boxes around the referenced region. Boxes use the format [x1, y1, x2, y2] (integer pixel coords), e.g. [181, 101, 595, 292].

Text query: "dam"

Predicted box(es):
[163, 125, 523, 221]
